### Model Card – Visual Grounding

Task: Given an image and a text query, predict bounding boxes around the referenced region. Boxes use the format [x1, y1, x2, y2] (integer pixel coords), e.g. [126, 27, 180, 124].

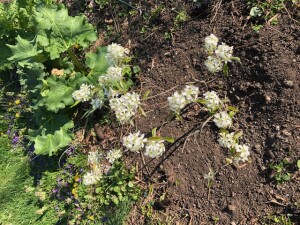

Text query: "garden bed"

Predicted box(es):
[1, 0, 299, 224]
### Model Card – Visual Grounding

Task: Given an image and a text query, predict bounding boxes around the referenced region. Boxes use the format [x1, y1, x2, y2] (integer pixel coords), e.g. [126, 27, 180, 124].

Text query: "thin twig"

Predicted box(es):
[210, 0, 222, 25]
[140, 151, 151, 177]
[146, 85, 178, 100]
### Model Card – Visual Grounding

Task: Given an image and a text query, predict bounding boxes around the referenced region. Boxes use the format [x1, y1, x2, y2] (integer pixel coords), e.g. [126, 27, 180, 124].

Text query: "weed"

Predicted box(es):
[262, 214, 294, 225]
[174, 9, 189, 29]
[269, 158, 291, 183]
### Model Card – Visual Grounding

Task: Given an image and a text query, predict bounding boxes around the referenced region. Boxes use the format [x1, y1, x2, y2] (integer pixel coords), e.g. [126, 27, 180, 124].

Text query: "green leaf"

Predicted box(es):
[30, 110, 72, 136]
[35, 76, 75, 112]
[231, 57, 241, 63]
[223, 63, 229, 76]
[148, 136, 174, 143]
[112, 196, 119, 205]
[227, 106, 239, 112]
[86, 46, 109, 82]
[113, 186, 120, 193]
[7, 35, 42, 66]
[133, 65, 141, 74]
[162, 137, 175, 143]
[18, 63, 46, 94]
[297, 160, 300, 170]
[282, 173, 291, 181]
[128, 181, 134, 188]
[151, 127, 157, 137]
[31, 120, 74, 155]
[34, 4, 97, 59]
[0, 40, 13, 70]
[250, 7, 262, 17]
[233, 131, 243, 141]
[142, 90, 151, 100]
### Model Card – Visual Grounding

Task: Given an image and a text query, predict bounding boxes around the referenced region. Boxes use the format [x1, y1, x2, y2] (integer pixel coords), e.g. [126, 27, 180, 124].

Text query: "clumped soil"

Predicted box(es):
[68, 0, 300, 224]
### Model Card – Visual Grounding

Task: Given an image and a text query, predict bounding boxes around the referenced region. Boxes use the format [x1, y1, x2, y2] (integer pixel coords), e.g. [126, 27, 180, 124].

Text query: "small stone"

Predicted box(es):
[266, 150, 275, 159]
[283, 80, 294, 88]
[264, 94, 271, 102]
[227, 204, 237, 212]
[254, 144, 262, 154]
[282, 129, 292, 136]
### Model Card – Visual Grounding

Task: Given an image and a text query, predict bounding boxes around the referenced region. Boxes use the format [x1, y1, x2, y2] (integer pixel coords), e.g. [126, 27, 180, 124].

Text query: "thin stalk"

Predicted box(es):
[67, 48, 88, 75]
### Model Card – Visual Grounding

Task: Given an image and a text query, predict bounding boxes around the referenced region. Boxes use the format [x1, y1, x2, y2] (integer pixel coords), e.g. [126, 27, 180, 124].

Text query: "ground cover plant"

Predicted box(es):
[1, 0, 300, 224]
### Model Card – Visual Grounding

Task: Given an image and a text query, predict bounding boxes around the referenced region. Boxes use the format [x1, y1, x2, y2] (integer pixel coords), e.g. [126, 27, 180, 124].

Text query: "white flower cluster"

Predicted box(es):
[213, 111, 232, 129]
[83, 150, 104, 186]
[123, 131, 147, 152]
[109, 92, 140, 123]
[204, 34, 234, 73]
[122, 131, 166, 158]
[204, 34, 219, 54]
[218, 132, 235, 149]
[218, 132, 250, 163]
[203, 91, 221, 112]
[106, 148, 122, 164]
[235, 144, 250, 162]
[168, 85, 199, 114]
[144, 140, 165, 158]
[98, 66, 123, 85]
[72, 84, 94, 102]
[106, 43, 129, 66]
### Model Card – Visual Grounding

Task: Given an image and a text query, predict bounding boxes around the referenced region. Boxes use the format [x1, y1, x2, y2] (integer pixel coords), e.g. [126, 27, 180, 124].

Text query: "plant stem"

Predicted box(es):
[67, 48, 88, 75]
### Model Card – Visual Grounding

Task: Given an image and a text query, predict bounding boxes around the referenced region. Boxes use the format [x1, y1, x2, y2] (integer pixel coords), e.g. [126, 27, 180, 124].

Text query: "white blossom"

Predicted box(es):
[109, 92, 140, 123]
[72, 84, 94, 102]
[204, 56, 223, 73]
[213, 111, 232, 128]
[215, 43, 233, 63]
[168, 91, 188, 114]
[91, 98, 103, 110]
[182, 85, 199, 102]
[218, 132, 235, 149]
[204, 34, 219, 54]
[106, 43, 129, 65]
[83, 171, 99, 185]
[234, 144, 250, 162]
[88, 151, 103, 165]
[144, 140, 165, 158]
[106, 148, 122, 164]
[203, 91, 221, 112]
[123, 131, 147, 152]
[98, 66, 123, 84]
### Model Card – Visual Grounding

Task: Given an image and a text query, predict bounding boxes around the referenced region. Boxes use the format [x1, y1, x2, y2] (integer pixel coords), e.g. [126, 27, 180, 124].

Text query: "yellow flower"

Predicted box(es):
[74, 172, 80, 182]
[87, 215, 94, 221]
[15, 99, 21, 105]
[72, 188, 78, 199]
[15, 112, 20, 118]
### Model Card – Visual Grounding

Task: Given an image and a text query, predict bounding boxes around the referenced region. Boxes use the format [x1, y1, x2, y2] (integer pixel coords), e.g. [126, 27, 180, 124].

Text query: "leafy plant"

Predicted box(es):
[269, 159, 291, 183]
[36, 152, 140, 224]
[262, 214, 294, 225]
[2, 3, 138, 156]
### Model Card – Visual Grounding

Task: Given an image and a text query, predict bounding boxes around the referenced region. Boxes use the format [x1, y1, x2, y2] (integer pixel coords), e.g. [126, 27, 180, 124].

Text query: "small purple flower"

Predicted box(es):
[12, 134, 19, 145]
[7, 129, 11, 135]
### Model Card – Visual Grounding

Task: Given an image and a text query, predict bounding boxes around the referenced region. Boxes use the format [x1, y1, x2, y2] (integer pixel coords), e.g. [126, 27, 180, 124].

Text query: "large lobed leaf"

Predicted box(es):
[85, 46, 109, 83]
[7, 36, 42, 67]
[28, 112, 74, 156]
[34, 76, 75, 113]
[32, 120, 74, 156]
[34, 4, 97, 59]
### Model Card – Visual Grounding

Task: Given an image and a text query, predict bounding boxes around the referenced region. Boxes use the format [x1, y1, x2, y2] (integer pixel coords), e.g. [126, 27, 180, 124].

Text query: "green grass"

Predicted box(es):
[0, 136, 57, 225]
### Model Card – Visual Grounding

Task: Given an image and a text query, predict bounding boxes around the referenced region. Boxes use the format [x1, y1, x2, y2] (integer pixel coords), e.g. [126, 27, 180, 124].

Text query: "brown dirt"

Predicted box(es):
[67, 0, 300, 224]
